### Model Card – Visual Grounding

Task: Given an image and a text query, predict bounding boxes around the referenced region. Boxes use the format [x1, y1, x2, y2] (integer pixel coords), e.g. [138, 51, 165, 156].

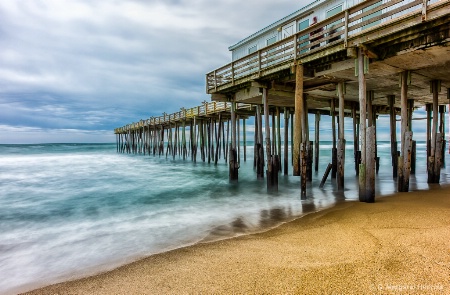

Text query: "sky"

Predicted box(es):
[0, 0, 312, 144]
[1, 1, 448, 144]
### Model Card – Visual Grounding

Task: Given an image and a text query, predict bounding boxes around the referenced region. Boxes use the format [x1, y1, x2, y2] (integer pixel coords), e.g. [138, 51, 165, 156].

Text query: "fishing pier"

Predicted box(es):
[115, 0, 450, 202]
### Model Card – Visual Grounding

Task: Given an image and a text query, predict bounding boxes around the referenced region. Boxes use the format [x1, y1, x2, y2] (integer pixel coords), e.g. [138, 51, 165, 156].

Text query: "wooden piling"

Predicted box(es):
[358, 48, 367, 202]
[207, 120, 211, 163]
[243, 118, 247, 162]
[214, 114, 222, 165]
[426, 104, 432, 170]
[229, 101, 238, 181]
[314, 112, 320, 172]
[366, 126, 376, 202]
[237, 115, 240, 164]
[388, 96, 398, 178]
[399, 71, 409, 191]
[272, 111, 276, 158]
[337, 82, 345, 190]
[439, 105, 445, 167]
[276, 107, 282, 172]
[331, 98, 337, 179]
[263, 87, 277, 190]
[401, 131, 413, 192]
[284, 108, 289, 175]
[293, 63, 303, 176]
[254, 109, 258, 169]
[256, 105, 264, 179]
[300, 143, 307, 199]
[411, 140, 416, 174]
[182, 120, 187, 160]
[307, 141, 313, 181]
[352, 103, 359, 175]
[428, 80, 441, 183]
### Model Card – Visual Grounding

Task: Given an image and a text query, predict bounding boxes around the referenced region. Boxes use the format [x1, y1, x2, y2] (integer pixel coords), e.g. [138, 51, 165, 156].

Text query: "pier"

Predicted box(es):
[115, 0, 450, 201]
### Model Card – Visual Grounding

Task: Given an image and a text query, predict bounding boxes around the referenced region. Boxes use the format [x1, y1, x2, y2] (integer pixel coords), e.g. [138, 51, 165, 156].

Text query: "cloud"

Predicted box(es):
[3, 1, 447, 144]
[1, 0, 305, 143]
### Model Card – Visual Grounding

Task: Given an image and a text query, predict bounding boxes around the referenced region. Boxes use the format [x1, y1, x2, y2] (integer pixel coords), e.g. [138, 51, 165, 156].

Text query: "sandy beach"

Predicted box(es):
[25, 185, 450, 294]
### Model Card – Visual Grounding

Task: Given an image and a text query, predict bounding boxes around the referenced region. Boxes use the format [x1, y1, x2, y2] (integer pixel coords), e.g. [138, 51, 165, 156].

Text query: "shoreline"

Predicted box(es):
[24, 185, 450, 294]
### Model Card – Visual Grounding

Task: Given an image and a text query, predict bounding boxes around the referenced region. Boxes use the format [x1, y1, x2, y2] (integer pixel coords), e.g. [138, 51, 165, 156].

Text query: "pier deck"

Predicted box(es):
[115, 0, 450, 200]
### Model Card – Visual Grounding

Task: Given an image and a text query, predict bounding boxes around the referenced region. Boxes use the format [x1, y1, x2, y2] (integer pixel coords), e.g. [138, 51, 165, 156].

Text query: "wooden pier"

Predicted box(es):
[116, 0, 450, 202]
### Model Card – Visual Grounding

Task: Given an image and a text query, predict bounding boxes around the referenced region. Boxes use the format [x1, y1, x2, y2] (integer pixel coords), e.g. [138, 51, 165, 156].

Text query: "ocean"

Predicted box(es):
[1, 142, 449, 294]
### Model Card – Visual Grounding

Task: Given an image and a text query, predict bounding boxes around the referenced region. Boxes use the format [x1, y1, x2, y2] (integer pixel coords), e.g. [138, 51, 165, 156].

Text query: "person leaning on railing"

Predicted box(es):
[309, 17, 323, 50]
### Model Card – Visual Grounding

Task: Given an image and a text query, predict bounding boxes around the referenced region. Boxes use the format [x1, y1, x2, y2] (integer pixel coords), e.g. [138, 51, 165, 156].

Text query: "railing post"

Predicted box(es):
[422, 0, 428, 22]
[344, 10, 349, 48]
[293, 35, 298, 61]
[231, 62, 235, 86]
[214, 70, 217, 91]
[258, 50, 262, 77]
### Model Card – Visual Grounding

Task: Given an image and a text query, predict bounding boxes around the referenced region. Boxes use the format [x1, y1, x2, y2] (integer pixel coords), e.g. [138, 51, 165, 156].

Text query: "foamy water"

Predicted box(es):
[0, 142, 449, 294]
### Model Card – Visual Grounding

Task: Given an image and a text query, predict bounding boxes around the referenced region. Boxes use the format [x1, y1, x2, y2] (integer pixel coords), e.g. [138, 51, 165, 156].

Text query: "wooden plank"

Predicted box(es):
[319, 163, 333, 188]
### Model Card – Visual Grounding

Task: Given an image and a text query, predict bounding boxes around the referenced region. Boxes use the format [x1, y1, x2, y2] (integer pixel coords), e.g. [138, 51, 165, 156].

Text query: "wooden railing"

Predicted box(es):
[206, 0, 447, 92]
[115, 102, 253, 133]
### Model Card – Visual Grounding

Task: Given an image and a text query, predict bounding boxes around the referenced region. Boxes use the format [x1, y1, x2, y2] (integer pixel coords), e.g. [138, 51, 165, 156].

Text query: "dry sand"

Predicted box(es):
[25, 186, 450, 294]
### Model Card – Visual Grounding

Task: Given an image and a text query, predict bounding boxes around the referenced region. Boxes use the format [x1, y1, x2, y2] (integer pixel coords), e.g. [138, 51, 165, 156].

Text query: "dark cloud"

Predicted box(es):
[6, 1, 442, 143]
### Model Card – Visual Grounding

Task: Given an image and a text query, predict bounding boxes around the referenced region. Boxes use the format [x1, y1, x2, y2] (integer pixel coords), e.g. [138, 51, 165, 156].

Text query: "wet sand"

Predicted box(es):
[26, 186, 450, 294]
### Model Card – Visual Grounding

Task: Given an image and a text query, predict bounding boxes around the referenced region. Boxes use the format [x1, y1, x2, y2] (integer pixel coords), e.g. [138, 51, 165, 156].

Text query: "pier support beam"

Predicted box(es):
[277, 107, 282, 172]
[284, 108, 290, 175]
[428, 80, 442, 183]
[352, 103, 359, 175]
[358, 48, 368, 202]
[229, 100, 239, 182]
[398, 71, 412, 192]
[243, 118, 247, 162]
[388, 96, 398, 178]
[439, 105, 445, 167]
[331, 98, 337, 179]
[293, 63, 303, 176]
[300, 94, 308, 199]
[256, 105, 264, 179]
[263, 87, 278, 191]
[337, 82, 346, 191]
[314, 112, 320, 173]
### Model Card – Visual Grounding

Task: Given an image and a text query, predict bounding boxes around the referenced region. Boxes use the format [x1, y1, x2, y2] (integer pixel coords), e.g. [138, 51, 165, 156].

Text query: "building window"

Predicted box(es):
[266, 36, 277, 46]
[326, 4, 343, 19]
[248, 45, 257, 54]
[298, 19, 310, 32]
[298, 19, 310, 53]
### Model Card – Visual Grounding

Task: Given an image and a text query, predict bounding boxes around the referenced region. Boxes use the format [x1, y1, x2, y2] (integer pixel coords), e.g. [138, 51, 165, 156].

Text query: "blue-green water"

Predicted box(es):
[0, 142, 449, 294]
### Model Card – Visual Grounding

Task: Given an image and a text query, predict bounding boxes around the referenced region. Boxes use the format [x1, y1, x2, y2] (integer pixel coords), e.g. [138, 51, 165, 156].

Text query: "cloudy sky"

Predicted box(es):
[0, 0, 312, 144]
